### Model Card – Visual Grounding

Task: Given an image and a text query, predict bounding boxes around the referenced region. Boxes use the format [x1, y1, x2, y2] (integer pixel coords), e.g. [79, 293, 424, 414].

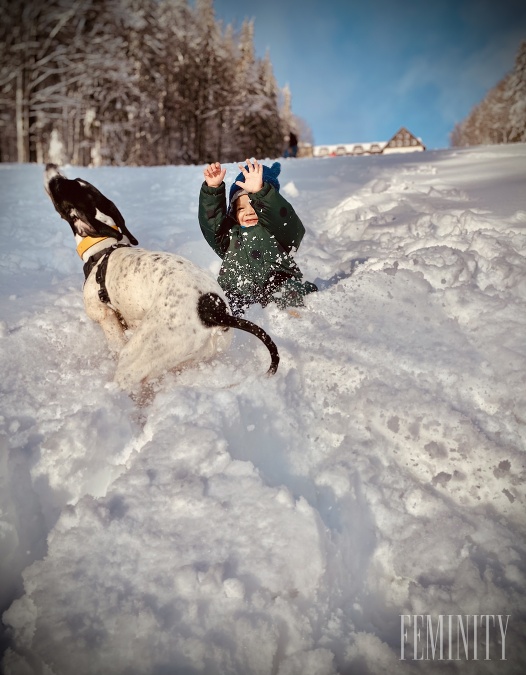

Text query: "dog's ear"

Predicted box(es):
[69, 212, 100, 238]
[120, 224, 138, 246]
[70, 210, 123, 239]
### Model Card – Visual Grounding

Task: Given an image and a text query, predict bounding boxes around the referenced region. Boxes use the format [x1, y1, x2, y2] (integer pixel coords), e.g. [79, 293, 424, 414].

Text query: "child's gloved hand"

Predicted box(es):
[204, 162, 226, 187]
[236, 158, 263, 193]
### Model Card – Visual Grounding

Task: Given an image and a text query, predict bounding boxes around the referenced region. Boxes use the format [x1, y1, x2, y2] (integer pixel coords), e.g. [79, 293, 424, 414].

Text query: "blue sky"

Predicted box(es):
[212, 0, 526, 149]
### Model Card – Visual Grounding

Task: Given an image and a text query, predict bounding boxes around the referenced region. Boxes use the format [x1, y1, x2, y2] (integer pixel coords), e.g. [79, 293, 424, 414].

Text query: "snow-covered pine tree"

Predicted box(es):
[507, 41, 526, 143]
[451, 40, 526, 148]
[278, 84, 314, 155]
[112, 0, 164, 165]
[212, 22, 239, 163]
[254, 51, 284, 158]
[228, 18, 258, 160]
[192, 0, 236, 164]
[156, 0, 192, 164]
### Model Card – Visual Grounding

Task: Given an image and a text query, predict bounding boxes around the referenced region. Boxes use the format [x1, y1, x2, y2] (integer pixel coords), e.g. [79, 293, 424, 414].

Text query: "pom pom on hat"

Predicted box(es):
[261, 161, 281, 191]
[229, 161, 281, 206]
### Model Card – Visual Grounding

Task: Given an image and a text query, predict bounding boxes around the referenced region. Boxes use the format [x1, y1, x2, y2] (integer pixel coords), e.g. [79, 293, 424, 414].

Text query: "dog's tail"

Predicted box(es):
[198, 292, 279, 376]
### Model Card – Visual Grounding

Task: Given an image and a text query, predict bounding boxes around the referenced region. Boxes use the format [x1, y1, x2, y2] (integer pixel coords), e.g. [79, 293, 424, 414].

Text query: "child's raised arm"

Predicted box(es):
[203, 162, 226, 187]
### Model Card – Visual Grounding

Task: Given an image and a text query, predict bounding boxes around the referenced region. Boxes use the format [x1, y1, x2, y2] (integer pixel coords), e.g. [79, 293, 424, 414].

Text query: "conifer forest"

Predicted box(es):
[0, 0, 297, 166]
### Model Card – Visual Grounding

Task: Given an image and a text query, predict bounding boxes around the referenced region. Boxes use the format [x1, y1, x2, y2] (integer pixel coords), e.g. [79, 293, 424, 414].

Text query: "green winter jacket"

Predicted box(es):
[199, 181, 316, 312]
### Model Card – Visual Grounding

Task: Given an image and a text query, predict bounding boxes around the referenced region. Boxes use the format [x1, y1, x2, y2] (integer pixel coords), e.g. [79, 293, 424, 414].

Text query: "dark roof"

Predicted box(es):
[385, 127, 425, 149]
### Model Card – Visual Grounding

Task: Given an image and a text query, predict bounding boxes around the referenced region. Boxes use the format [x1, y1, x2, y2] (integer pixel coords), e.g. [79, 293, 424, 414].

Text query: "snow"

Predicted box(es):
[1, 145, 526, 674]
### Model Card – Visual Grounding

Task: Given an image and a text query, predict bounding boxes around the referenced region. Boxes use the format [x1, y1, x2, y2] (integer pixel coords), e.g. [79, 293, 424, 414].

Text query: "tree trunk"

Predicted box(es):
[16, 71, 28, 163]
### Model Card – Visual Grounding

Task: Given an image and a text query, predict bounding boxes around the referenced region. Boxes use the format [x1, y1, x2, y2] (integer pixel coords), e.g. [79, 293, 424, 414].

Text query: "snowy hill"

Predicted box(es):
[1, 145, 525, 674]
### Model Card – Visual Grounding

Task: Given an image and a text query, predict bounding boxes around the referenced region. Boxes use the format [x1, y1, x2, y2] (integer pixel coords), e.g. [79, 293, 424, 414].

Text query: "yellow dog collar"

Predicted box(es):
[76, 224, 120, 258]
[77, 235, 111, 258]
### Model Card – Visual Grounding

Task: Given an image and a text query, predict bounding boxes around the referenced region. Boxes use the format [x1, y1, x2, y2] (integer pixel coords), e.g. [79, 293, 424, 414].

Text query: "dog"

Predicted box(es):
[44, 164, 279, 393]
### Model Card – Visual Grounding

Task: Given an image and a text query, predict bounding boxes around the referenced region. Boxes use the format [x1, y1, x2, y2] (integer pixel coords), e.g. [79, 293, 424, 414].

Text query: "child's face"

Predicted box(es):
[235, 194, 259, 227]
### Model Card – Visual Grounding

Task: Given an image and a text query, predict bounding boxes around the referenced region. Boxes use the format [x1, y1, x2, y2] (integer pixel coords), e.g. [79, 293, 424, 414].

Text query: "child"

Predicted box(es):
[199, 158, 317, 316]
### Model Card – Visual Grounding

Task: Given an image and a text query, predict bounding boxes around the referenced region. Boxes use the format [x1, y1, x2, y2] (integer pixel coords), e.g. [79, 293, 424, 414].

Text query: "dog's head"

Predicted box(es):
[43, 163, 121, 240]
[43, 163, 139, 250]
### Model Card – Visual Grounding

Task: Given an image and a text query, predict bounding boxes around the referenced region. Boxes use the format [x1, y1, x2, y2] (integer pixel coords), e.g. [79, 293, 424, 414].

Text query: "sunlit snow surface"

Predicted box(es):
[1, 146, 525, 674]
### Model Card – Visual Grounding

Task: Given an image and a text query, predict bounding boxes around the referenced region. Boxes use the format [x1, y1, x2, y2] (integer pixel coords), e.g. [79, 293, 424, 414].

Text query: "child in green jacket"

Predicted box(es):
[199, 158, 317, 316]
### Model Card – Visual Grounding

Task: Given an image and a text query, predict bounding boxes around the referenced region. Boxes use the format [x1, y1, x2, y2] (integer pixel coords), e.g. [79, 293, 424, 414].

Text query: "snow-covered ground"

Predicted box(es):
[1, 145, 525, 674]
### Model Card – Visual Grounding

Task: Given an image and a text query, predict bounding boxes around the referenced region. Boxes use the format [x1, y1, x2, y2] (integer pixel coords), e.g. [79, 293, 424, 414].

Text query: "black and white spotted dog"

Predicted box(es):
[44, 164, 279, 392]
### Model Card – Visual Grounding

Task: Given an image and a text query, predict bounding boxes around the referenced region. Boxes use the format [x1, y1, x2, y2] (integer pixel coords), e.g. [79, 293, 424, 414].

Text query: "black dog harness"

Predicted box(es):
[83, 244, 130, 305]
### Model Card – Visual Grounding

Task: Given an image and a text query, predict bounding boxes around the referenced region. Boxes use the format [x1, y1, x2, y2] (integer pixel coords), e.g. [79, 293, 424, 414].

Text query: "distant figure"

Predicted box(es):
[285, 131, 298, 158]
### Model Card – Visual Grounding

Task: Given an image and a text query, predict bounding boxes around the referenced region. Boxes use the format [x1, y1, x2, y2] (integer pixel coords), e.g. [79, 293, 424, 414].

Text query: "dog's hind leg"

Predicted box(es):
[112, 322, 178, 391]
[113, 317, 230, 393]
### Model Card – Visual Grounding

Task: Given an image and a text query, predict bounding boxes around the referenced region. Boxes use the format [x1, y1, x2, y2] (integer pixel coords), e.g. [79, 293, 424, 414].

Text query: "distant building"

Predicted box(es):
[311, 127, 425, 158]
[382, 128, 426, 154]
